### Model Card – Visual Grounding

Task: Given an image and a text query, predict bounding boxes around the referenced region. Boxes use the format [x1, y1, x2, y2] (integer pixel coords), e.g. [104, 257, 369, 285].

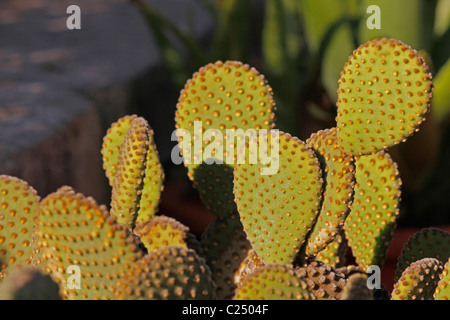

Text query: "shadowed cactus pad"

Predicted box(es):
[434, 258, 450, 300]
[395, 227, 450, 281]
[0, 175, 40, 278]
[234, 264, 315, 300]
[35, 186, 144, 300]
[133, 215, 200, 253]
[305, 128, 355, 256]
[344, 150, 401, 270]
[101, 115, 138, 186]
[295, 260, 347, 300]
[0, 267, 61, 300]
[391, 258, 443, 300]
[336, 38, 433, 155]
[114, 246, 216, 300]
[200, 215, 251, 299]
[108, 116, 164, 228]
[234, 131, 323, 264]
[341, 273, 373, 300]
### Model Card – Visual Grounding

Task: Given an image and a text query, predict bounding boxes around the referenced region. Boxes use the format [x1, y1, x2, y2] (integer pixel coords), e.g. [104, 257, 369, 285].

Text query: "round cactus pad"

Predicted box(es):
[392, 258, 443, 300]
[336, 38, 433, 155]
[115, 246, 216, 300]
[344, 150, 401, 270]
[175, 61, 276, 218]
[35, 186, 144, 300]
[395, 227, 450, 281]
[0, 175, 40, 278]
[234, 131, 323, 264]
[234, 264, 315, 300]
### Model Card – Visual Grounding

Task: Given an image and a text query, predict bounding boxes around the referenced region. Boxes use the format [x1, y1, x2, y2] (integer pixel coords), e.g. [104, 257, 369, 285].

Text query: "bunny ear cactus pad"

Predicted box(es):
[175, 60, 276, 217]
[234, 264, 316, 300]
[114, 246, 216, 300]
[316, 231, 348, 268]
[234, 131, 323, 265]
[434, 258, 450, 300]
[109, 117, 164, 228]
[305, 128, 355, 257]
[35, 186, 144, 300]
[336, 38, 433, 155]
[0, 175, 40, 278]
[133, 215, 200, 253]
[391, 258, 444, 300]
[101, 115, 138, 186]
[344, 150, 401, 270]
[395, 227, 450, 282]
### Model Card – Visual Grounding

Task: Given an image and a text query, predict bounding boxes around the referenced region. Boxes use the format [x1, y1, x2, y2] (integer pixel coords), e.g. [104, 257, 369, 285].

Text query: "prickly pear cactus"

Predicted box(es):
[336, 38, 433, 155]
[175, 60, 276, 218]
[315, 231, 348, 268]
[344, 150, 401, 270]
[234, 131, 323, 264]
[114, 246, 216, 300]
[34, 186, 144, 300]
[305, 128, 355, 257]
[295, 260, 347, 300]
[133, 215, 201, 253]
[0, 267, 61, 300]
[101, 114, 138, 186]
[395, 227, 450, 281]
[434, 258, 450, 300]
[0, 175, 40, 278]
[234, 264, 316, 300]
[391, 258, 444, 300]
[105, 116, 164, 228]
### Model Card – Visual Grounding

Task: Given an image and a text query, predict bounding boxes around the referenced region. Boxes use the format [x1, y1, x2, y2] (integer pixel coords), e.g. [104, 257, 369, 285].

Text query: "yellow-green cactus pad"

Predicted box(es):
[35, 186, 144, 300]
[136, 127, 164, 224]
[114, 246, 216, 300]
[341, 273, 373, 300]
[175, 60, 276, 177]
[201, 215, 251, 299]
[0, 175, 40, 278]
[133, 215, 200, 253]
[305, 128, 355, 256]
[235, 249, 265, 287]
[234, 131, 323, 264]
[101, 115, 138, 186]
[234, 263, 315, 300]
[315, 231, 348, 268]
[110, 117, 149, 227]
[295, 260, 347, 300]
[434, 258, 450, 300]
[395, 227, 450, 282]
[336, 38, 433, 155]
[109, 116, 164, 228]
[344, 150, 401, 270]
[175, 61, 276, 217]
[391, 258, 443, 300]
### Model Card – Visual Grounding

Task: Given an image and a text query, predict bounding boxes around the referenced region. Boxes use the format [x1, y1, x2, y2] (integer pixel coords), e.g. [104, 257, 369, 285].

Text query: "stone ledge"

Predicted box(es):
[0, 0, 213, 204]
